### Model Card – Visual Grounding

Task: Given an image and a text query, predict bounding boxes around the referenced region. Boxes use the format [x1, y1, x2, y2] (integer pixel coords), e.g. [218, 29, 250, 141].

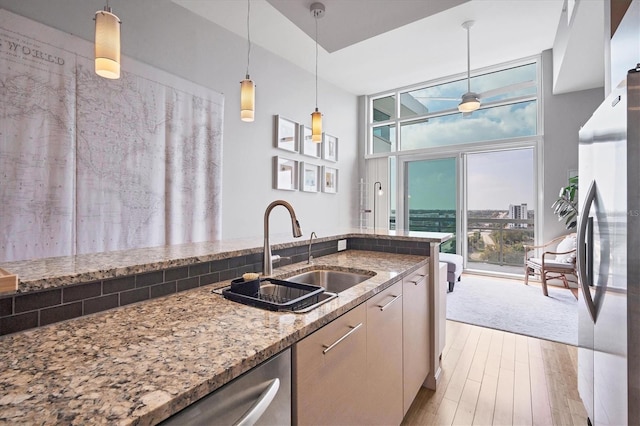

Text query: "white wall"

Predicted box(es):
[0, 0, 358, 241]
[541, 49, 603, 242]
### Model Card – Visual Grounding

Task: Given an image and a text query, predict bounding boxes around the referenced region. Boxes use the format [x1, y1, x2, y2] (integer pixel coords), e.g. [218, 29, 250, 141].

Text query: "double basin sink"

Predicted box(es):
[221, 268, 375, 313]
[284, 269, 374, 294]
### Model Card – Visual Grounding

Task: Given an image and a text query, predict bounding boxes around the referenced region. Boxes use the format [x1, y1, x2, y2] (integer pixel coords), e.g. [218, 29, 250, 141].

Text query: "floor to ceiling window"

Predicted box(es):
[367, 58, 541, 275]
[406, 157, 457, 254]
[465, 148, 536, 274]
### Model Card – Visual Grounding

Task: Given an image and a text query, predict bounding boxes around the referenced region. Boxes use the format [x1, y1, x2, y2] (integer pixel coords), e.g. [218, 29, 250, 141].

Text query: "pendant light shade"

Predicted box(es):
[458, 92, 480, 112]
[310, 3, 324, 143]
[311, 108, 322, 142]
[94, 5, 121, 80]
[240, 0, 255, 122]
[240, 76, 255, 122]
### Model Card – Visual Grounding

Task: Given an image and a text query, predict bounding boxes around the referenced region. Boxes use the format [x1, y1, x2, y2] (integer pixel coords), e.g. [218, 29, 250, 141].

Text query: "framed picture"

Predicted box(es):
[322, 166, 338, 194]
[275, 115, 298, 152]
[273, 156, 298, 191]
[322, 133, 338, 162]
[300, 162, 319, 192]
[300, 126, 321, 158]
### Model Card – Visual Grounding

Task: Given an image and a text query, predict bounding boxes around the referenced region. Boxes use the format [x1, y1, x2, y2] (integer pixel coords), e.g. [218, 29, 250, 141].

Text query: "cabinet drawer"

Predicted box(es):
[404, 264, 428, 287]
[403, 264, 430, 415]
[293, 304, 367, 425]
[365, 280, 404, 425]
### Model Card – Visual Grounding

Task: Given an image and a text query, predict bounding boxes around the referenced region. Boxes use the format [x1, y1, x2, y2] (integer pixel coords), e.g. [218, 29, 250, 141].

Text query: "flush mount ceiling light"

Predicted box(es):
[310, 2, 325, 143]
[458, 20, 480, 113]
[94, 0, 121, 79]
[240, 0, 255, 122]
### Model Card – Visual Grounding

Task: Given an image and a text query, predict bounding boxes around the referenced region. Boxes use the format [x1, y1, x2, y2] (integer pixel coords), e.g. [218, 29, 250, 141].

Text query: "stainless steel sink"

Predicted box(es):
[285, 270, 373, 293]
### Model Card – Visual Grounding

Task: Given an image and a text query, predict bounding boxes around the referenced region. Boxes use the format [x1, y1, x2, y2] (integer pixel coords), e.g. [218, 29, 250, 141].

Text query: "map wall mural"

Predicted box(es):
[0, 9, 224, 262]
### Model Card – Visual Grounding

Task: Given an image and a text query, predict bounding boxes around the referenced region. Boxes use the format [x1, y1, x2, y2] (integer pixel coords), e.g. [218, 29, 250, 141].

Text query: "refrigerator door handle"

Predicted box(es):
[577, 179, 597, 322]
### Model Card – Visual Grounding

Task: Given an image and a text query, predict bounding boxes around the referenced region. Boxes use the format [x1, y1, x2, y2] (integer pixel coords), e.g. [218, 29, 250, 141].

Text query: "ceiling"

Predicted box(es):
[173, 0, 604, 96]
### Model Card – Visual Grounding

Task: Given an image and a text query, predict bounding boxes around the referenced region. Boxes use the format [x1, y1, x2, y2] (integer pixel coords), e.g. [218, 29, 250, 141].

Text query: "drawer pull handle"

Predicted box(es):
[377, 294, 402, 311]
[410, 274, 427, 285]
[322, 323, 363, 354]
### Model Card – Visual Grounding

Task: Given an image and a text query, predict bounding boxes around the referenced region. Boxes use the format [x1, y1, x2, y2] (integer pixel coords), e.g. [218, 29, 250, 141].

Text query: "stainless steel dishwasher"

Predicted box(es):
[161, 348, 291, 425]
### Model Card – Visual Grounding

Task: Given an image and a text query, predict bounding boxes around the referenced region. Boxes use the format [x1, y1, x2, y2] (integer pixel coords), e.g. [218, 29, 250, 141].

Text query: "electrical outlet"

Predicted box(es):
[337, 239, 347, 251]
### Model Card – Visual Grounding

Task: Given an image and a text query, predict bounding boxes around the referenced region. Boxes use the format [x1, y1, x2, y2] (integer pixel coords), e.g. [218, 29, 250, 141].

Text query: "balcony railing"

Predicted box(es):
[467, 217, 534, 267]
[390, 213, 534, 269]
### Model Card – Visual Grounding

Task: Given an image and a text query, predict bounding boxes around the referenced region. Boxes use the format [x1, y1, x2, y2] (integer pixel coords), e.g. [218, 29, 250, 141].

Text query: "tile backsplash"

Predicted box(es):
[0, 237, 430, 336]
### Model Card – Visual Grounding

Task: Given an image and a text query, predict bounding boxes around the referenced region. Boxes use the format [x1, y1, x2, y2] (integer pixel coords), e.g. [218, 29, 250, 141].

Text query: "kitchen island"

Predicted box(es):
[0, 230, 450, 425]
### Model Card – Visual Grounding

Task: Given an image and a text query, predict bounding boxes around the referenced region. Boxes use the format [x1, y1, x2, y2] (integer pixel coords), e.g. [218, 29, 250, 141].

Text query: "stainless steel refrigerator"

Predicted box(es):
[577, 65, 640, 425]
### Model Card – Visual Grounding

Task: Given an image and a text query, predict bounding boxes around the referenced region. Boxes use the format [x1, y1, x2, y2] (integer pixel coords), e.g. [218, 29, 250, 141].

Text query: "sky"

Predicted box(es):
[404, 148, 535, 211]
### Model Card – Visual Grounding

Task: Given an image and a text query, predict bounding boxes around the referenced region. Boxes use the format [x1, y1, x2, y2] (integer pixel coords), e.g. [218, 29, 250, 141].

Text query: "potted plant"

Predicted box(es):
[551, 175, 579, 230]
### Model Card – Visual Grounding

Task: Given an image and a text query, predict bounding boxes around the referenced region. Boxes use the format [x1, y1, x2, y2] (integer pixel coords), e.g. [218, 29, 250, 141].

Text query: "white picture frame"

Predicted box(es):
[300, 126, 321, 158]
[322, 133, 338, 162]
[275, 115, 298, 153]
[300, 162, 319, 193]
[273, 156, 298, 191]
[322, 166, 338, 194]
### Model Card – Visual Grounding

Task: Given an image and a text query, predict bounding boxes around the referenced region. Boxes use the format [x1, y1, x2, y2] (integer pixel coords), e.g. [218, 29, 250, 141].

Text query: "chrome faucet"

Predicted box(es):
[263, 200, 303, 276]
[308, 232, 318, 264]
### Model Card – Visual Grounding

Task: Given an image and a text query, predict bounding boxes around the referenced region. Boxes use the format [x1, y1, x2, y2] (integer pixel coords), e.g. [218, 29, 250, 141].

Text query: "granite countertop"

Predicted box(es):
[0, 250, 429, 425]
[0, 228, 449, 293]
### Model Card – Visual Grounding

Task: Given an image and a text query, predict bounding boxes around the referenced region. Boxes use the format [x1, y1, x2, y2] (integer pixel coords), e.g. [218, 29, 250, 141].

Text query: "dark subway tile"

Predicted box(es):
[136, 271, 164, 288]
[189, 262, 209, 277]
[151, 282, 177, 299]
[410, 248, 429, 256]
[246, 253, 262, 265]
[165, 266, 189, 282]
[0, 312, 38, 336]
[228, 256, 246, 268]
[120, 288, 150, 306]
[177, 277, 199, 292]
[199, 272, 220, 286]
[103, 276, 135, 294]
[210, 259, 229, 272]
[0, 297, 12, 317]
[63, 281, 101, 303]
[219, 269, 238, 281]
[40, 302, 83, 326]
[375, 239, 390, 246]
[15, 289, 61, 313]
[83, 294, 119, 315]
[396, 247, 412, 255]
[280, 247, 297, 257]
[238, 265, 258, 276]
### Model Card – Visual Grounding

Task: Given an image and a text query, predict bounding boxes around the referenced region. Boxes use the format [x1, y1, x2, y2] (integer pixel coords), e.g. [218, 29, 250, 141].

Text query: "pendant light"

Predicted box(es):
[310, 3, 325, 143]
[240, 0, 255, 122]
[94, 0, 121, 79]
[458, 20, 480, 113]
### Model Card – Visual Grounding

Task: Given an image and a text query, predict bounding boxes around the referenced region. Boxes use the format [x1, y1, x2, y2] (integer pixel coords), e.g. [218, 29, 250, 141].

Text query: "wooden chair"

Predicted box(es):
[524, 234, 577, 297]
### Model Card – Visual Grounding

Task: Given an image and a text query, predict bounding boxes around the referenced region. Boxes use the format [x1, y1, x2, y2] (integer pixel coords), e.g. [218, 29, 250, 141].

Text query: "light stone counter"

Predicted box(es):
[0, 250, 430, 425]
[0, 228, 450, 293]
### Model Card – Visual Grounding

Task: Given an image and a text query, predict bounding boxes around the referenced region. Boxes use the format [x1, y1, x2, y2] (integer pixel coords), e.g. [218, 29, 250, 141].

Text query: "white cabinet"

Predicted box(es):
[293, 263, 433, 425]
[402, 264, 430, 415]
[292, 304, 367, 425]
[365, 280, 404, 425]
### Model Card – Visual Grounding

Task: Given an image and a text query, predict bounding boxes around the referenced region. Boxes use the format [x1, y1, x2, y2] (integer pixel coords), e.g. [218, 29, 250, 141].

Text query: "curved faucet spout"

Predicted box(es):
[263, 200, 303, 276]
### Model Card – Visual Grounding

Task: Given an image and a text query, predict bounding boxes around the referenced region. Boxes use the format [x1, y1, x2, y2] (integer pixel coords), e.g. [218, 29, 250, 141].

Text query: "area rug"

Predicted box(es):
[446, 274, 578, 345]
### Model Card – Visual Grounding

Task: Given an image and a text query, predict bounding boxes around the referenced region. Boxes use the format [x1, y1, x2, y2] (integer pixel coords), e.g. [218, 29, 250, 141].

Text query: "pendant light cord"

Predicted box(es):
[466, 24, 471, 93]
[246, 0, 251, 77]
[315, 15, 318, 109]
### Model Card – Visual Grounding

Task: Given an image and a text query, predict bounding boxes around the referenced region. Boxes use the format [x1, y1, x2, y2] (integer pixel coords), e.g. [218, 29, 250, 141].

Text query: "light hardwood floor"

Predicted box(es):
[402, 320, 588, 425]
